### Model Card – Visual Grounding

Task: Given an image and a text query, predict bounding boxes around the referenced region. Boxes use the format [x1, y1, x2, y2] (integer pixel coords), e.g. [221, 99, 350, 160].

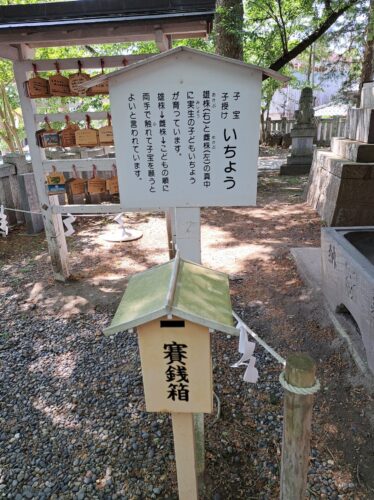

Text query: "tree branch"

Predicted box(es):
[276, 0, 288, 52]
[265, 0, 359, 77]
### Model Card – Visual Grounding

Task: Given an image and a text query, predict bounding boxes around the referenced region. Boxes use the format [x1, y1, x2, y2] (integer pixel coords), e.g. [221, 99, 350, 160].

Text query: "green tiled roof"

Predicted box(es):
[104, 255, 237, 336]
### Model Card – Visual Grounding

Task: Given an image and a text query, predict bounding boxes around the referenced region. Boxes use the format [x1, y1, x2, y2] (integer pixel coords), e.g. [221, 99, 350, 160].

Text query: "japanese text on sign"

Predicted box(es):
[120, 88, 254, 208]
[164, 341, 190, 402]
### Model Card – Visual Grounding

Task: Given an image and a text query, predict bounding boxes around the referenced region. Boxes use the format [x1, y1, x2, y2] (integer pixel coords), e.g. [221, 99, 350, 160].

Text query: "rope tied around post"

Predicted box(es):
[279, 370, 320, 395]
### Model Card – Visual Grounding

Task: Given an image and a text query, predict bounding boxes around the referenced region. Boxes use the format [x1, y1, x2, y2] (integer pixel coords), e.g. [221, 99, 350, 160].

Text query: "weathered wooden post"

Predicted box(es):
[280, 353, 319, 500]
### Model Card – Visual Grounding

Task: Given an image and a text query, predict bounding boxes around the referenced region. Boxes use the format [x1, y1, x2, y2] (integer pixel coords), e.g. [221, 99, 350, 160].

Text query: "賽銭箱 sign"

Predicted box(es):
[83, 47, 287, 209]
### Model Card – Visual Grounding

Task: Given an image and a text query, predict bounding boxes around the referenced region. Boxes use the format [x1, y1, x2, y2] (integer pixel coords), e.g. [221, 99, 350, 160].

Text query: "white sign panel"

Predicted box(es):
[110, 53, 262, 208]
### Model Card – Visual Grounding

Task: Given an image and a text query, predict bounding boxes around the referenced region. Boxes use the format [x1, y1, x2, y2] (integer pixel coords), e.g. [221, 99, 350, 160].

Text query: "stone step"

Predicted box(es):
[346, 108, 374, 143]
[306, 149, 374, 226]
[361, 82, 374, 108]
[331, 137, 374, 162]
[308, 149, 374, 179]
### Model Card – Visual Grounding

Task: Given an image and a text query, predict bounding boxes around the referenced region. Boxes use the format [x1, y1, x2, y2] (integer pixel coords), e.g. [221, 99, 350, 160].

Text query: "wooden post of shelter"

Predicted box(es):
[13, 44, 70, 281]
[280, 353, 317, 500]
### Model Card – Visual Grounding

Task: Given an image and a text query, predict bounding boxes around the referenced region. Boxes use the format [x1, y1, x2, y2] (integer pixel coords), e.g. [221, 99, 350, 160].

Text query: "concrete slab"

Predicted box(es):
[291, 245, 372, 378]
[291, 247, 322, 291]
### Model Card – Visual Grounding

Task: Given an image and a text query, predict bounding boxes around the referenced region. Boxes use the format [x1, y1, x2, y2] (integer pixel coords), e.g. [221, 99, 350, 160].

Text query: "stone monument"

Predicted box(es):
[306, 82, 374, 226]
[280, 87, 316, 175]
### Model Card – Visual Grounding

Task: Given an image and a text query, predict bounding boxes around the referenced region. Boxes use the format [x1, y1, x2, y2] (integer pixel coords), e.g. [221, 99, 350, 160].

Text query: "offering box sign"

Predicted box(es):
[138, 318, 213, 413]
[101, 49, 278, 209]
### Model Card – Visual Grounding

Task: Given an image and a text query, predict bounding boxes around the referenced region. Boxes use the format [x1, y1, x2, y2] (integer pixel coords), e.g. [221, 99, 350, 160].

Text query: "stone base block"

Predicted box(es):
[280, 163, 311, 175]
[346, 108, 374, 143]
[18, 173, 44, 234]
[331, 137, 374, 162]
[0, 164, 18, 225]
[306, 149, 374, 226]
[321, 227, 374, 374]
[287, 154, 313, 165]
[290, 126, 316, 138]
[361, 82, 374, 109]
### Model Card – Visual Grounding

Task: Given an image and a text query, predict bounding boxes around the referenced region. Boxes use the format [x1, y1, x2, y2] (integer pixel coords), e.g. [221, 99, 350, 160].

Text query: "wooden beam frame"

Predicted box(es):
[51, 204, 157, 214]
[155, 28, 172, 52]
[13, 45, 70, 281]
[35, 111, 112, 123]
[0, 44, 19, 60]
[43, 158, 115, 173]
[0, 20, 208, 47]
[20, 53, 154, 72]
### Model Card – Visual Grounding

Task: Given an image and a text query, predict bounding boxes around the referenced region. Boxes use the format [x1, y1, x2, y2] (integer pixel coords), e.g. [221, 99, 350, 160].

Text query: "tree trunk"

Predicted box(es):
[359, 0, 374, 105]
[215, 0, 244, 60]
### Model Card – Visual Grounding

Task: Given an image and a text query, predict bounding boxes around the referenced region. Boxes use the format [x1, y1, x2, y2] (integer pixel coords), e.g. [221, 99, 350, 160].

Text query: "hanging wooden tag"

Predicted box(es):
[75, 128, 98, 147]
[37, 117, 60, 148]
[106, 163, 119, 194]
[66, 165, 86, 195]
[46, 165, 66, 194]
[25, 76, 50, 98]
[59, 116, 79, 147]
[87, 58, 109, 95]
[25, 65, 50, 98]
[49, 62, 71, 97]
[99, 113, 114, 146]
[87, 79, 109, 95]
[87, 165, 107, 194]
[75, 115, 99, 147]
[35, 128, 46, 147]
[41, 131, 60, 148]
[69, 60, 91, 96]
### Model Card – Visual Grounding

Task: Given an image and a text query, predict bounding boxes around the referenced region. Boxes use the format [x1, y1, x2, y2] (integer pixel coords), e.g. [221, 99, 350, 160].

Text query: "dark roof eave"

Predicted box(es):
[0, 0, 216, 27]
[0, 10, 215, 31]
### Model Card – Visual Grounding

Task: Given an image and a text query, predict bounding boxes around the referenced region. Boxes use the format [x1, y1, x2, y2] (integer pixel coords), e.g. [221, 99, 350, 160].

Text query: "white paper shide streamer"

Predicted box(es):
[231, 321, 259, 383]
[63, 213, 76, 236]
[0, 205, 9, 237]
[114, 213, 132, 239]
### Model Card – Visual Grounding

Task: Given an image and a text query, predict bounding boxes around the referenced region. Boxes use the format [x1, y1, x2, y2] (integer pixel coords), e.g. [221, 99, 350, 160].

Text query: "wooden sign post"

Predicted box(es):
[104, 254, 238, 499]
[85, 47, 287, 496]
[138, 317, 212, 500]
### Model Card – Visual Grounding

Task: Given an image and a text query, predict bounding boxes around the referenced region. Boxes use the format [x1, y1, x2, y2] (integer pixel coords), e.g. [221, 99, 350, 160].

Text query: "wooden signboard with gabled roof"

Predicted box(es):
[83, 46, 287, 211]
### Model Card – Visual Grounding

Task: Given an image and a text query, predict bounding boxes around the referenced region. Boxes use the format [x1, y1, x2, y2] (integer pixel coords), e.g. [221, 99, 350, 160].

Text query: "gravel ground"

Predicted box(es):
[0, 305, 364, 499]
[1, 169, 373, 499]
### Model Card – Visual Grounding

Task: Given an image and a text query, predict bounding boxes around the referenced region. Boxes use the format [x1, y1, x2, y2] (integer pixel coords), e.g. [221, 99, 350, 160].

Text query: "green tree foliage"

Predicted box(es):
[359, 0, 374, 103]
[0, 0, 369, 152]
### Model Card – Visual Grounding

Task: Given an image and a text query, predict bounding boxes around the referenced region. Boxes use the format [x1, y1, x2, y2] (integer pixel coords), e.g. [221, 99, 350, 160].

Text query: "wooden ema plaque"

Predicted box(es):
[69, 71, 91, 96]
[36, 119, 60, 148]
[66, 178, 86, 195]
[137, 317, 213, 413]
[46, 170, 65, 186]
[87, 78, 109, 95]
[59, 124, 79, 147]
[49, 64, 70, 97]
[25, 76, 50, 98]
[65, 165, 86, 203]
[106, 176, 119, 194]
[75, 127, 99, 147]
[87, 177, 106, 194]
[99, 125, 114, 146]
[46, 168, 66, 194]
